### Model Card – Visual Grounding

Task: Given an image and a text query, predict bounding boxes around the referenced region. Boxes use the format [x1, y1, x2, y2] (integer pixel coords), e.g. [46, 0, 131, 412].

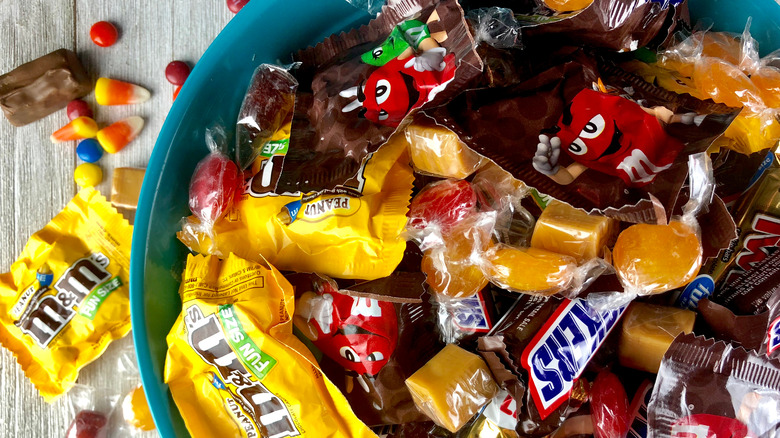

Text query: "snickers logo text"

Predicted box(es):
[521, 299, 626, 419]
[768, 316, 780, 356]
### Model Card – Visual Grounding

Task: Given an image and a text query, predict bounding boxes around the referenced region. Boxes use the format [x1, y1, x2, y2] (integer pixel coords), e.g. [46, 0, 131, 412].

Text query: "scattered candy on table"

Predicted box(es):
[95, 77, 150, 106]
[50, 116, 98, 143]
[96, 116, 144, 153]
[164, 60, 190, 85]
[73, 162, 103, 187]
[76, 138, 104, 163]
[226, 0, 250, 13]
[89, 21, 119, 47]
[66, 99, 93, 120]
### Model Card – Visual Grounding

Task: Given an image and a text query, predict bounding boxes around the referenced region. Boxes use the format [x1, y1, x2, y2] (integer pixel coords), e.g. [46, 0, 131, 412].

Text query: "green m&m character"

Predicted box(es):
[361, 19, 431, 66]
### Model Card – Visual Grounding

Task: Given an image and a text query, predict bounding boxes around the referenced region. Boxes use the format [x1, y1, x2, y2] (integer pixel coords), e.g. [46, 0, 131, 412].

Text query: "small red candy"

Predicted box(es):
[227, 0, 250, 13]
[165, 61, 190, 86]
[65, 410, 108, 438]
[66, 99, 93, 121]
[89, 21, 118, 47]
[408, 179, 477, 232]
[590, 371, 630, 438]
[189, 153, 242, 224]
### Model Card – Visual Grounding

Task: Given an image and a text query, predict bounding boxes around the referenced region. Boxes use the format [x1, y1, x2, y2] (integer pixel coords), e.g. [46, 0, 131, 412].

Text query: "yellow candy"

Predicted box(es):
[405, 123, 483, 179]
[73, 163, 102, 187]
[713, 112, 780, 155]
[122, 385, 156, 431]
[530, 201, 617, 263]
[613, 221, 702, 295]
[421, 224, 490, 298]
[618, 302, 695, 374]
[487, 246, 575, 295]
[543, 0, 594, 12]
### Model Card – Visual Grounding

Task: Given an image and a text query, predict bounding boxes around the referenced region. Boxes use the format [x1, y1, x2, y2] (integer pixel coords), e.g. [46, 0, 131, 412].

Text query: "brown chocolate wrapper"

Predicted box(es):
[712, 249, 780, 316]
[707, 152, 780, 291]
[288, 273, 443, 426]
[477, 295, 588, 437]
[762, 293, 780, 360]
[697, 299, 770, 351]
[0, 49, 92, 126]
[282, 0, 482, 193]
[425, 53, 738, 223]
[712, 148, 774, 211]
[648, 333, 780, 437]
[518, 0, 688, 53]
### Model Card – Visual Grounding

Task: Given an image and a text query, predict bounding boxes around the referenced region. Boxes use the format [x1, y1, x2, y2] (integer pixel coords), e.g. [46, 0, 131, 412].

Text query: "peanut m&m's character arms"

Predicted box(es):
[532, 88, 705, 187]
[340, 15, 457, 127]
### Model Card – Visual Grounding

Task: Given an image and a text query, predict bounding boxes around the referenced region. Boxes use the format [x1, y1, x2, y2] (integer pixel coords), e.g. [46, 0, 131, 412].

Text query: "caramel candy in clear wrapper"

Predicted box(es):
[406, 344, 499, 433]
[618, 302, 695, 374]
[613, 221, 702, 295]
[486, 246, 576, 295]
[405, 122, 483, 179]
[111, 168, 146, 210]
[530, 201, 617, 263]
[0, 49, 92, 126]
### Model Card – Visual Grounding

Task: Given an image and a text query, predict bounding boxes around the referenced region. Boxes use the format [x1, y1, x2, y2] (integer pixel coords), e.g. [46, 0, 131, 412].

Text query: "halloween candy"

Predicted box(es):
[96, 116, 144, 153]
[164, 253, 375, 438]
[283, 0, 482, 192]
[0, 49, 92, 126]
[95, 78, 150, 106]
[51, 116, 98, 143]
[0, 188, 132, 401]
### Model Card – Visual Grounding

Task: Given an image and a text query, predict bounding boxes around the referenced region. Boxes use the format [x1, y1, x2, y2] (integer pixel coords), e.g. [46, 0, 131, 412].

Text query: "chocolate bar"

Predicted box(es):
[0, 49, 92, 126]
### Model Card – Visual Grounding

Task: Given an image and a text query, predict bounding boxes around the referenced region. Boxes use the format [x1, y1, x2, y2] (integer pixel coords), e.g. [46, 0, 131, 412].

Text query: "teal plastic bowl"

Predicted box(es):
[131, 1, 780, 437]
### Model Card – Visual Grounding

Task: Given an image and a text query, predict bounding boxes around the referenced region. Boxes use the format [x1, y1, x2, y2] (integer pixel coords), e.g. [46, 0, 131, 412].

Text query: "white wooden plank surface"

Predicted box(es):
[0, 0, 233, 436]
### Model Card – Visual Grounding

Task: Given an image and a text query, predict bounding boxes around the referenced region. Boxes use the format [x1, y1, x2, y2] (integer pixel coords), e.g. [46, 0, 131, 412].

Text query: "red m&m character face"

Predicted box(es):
[308, 287, 398, 376]
[555, 89, 684, 187]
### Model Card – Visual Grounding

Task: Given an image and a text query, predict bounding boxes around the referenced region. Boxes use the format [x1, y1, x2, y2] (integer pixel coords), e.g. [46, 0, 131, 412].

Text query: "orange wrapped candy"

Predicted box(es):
[612, 221, 702, 295]
[421, 221, 490, 298]
[486, 246, 576, 295]
[693, 58, 762, 109]
[543, 0, 594, 12]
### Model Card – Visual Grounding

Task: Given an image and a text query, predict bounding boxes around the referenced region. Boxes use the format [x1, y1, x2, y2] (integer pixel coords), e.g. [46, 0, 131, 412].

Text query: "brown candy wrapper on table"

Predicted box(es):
[648, 333, 780, 437]
[477, 294, 619, 436]
[425, 53, 739, 223]
[283, 0, 482, 193]
[707, 152, 780, 294]
[288, 273, 443, 427]
[0, 49, 92, 126]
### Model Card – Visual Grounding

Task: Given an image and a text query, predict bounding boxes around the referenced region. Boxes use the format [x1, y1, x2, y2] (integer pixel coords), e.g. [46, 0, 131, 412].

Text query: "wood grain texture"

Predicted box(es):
[0, 0, 233, 436]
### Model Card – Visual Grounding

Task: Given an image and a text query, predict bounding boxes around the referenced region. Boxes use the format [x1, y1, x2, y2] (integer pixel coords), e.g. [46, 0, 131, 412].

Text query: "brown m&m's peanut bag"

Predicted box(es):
[0, 187, 132, 402]
[165, 253, 376, 438]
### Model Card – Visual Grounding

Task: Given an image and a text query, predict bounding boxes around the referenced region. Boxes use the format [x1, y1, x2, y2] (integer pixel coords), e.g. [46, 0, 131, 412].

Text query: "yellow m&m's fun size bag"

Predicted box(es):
[0, 188, 132, 401]
[165, 253, 376, 438]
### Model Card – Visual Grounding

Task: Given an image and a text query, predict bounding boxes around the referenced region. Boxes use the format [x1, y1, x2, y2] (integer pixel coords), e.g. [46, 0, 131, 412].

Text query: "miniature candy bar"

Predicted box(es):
[51, 116, 98, 143]
[0, 49, 92, 126]
[405, 344, 499, 433]
[95, 77, 150, 106]
[111, 168, 146, 210]
[405, 123, 483, 179]
[613, 221, 702, 295]
[618, 302, 695, 374]
[487, 246, 576, 295]
[530, 201, 617, 263]
[96, 116, 144, 153]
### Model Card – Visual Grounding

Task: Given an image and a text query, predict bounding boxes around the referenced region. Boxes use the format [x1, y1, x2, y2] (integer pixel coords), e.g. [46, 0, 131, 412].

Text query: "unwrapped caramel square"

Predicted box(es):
[111, 167, 146, 210]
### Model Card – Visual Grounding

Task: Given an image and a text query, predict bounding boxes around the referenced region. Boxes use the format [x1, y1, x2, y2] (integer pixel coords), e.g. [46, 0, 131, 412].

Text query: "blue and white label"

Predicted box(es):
[768, 316, 780, 356]
[676, 275, 715, 310]
[451, 292, 491, 333]
[521, 298, 626, 418]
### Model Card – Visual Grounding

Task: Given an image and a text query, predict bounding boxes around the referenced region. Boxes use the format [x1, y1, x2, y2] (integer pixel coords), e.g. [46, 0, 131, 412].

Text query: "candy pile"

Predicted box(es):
[165, 0, 780, 437]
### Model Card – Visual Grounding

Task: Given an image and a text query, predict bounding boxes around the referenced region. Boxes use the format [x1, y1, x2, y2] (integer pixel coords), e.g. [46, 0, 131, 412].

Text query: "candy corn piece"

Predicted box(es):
[50, 116, 98, 143]
[95, 77, 151, 106]
[173, 85, 182, 101]
[97, 116, 144, 153]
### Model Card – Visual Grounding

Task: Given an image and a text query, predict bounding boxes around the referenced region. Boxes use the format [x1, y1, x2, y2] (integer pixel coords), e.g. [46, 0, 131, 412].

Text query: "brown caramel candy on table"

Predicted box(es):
[618, 302, 695, 374]
[0, 49, 92, 126]
[111, 168, 146, 210]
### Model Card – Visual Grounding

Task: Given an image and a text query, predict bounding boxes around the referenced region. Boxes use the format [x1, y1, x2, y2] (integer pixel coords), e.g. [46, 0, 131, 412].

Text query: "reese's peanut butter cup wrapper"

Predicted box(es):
[648, 333, 780, 437]
[283, 0, 482, 192]
[289, 272, 442, 427]
[178, 128, 413, 281]
[0, 187, 132, 402]
[426, 55, 738, 222]
[164, 253, 376, 438]
[478, 295, 623, 436]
